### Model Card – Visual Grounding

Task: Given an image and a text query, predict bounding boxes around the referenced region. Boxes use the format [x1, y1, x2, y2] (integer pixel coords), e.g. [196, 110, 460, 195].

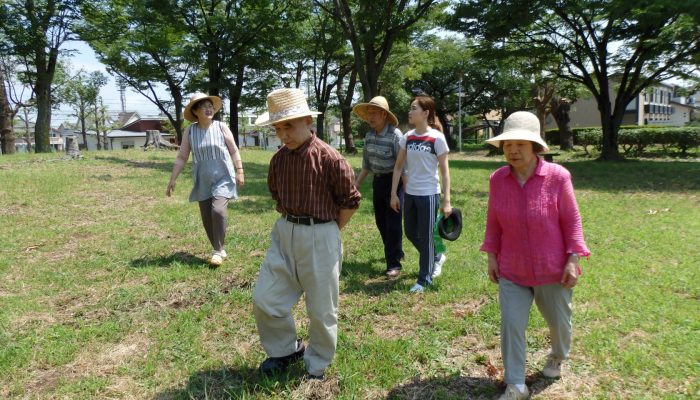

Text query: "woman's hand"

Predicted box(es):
[236, 170, 245, 187]
[166, 179, 176, 197]
[560, 257, 580, 288]
[442, 200, 452, 218]
[390, 194, 401, 213]
[487, 253, 499, 284]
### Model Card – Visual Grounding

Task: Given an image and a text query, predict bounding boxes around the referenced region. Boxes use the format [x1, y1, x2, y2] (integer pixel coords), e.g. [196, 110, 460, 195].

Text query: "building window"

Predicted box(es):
[122, 140, 135, 149]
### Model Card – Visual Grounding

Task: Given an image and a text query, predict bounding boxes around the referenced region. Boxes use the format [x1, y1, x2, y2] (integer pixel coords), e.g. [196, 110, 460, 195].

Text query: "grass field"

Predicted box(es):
[0, 148, 698, 399]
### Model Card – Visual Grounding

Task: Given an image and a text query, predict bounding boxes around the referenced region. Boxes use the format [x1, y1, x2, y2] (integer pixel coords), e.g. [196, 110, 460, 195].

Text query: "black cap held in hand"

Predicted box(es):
[438, 208, 462, 241]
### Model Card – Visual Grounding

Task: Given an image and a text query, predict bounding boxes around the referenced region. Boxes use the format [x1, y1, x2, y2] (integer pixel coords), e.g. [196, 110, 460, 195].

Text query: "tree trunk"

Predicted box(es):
[94, 103, 101, 150]
[316, 105, 327, 142]
[0, 69, 16, 154]
[227, 64, 245, 147]
[435, 109, 454, 148]
[597, 94, 622, 160]
[23, 108, 32, 153]
[206, 47, 222, 100]
[80, 116, 87, 151]
[337, 71, 357, 154]
[295, 61, 304, 88]
[34, 75, 52, 153]
[551, 97, 573, 151]
[532, 81, 554, 137]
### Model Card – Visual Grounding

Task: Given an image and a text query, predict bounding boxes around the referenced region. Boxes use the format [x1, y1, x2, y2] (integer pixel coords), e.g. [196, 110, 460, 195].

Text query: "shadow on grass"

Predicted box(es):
[386, 372, 557, 399]
[563, 159, 700, 192]
[153, 365, 310, 399]
[96, 155, 276, 203]
[94, 155, 175, 173]
[449, 158, 700, 193]
[341, 259, 415, 296]
[129, 251, 209, 268]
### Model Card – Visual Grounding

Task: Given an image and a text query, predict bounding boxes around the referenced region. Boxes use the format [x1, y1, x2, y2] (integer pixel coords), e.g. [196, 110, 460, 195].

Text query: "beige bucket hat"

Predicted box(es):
[352, 96, 399, 126]
[183, 93, 222, 122]
[255, 88, 321, 126]
[485, 111, 549, 151]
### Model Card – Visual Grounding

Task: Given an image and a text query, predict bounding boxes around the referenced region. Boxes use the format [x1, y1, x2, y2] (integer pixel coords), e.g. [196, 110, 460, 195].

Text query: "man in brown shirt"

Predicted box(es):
[252, 88, 361, 380]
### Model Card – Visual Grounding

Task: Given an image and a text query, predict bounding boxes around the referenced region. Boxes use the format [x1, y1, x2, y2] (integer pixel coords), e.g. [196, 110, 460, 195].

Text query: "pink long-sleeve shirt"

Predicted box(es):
[480, 158, 590, 287]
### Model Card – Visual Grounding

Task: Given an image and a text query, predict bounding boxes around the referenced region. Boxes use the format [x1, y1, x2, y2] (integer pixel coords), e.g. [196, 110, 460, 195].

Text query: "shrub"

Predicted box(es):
[546, 126, 700, 156]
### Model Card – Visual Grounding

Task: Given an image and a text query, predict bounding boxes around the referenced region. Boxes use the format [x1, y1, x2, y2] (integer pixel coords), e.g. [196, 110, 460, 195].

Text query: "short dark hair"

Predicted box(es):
[192, 99, 213, 112]
[499, 141, 545, 154]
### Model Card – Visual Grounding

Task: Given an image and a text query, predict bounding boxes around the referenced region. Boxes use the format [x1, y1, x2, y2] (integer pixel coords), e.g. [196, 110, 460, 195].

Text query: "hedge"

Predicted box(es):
[571, 126, 700, 155]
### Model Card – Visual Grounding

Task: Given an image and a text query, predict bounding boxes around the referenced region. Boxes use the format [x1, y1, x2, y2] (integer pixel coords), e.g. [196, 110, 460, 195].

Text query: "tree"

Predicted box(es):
[0, 0, 82, 153]
[451, 0, 700, 160]
[336, 67, 358, 154]
[172, 0, 305, 145]
[402, 36, 473, 147]
[316, 0, 442, 101]
[1, 57, 35, 154]
[61, 69, 106, 150]
[305, 5, 354, 142]
[80, 0, 192, 143]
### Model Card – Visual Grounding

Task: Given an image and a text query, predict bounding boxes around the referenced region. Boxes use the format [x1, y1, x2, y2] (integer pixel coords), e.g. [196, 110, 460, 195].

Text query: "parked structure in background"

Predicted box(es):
[545, 79, 699, 130]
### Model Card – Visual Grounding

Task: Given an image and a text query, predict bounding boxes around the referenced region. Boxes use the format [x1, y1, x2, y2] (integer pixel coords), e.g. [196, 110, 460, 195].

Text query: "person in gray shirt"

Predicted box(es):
[353, 96, 405, 278]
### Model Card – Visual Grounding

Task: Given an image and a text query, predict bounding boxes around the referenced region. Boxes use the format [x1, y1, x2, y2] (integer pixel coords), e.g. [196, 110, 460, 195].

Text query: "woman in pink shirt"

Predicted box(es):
[480, 111, 590, 400]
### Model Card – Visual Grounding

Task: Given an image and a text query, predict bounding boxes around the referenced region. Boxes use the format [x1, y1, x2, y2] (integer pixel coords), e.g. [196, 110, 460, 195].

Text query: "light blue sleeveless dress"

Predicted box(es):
[188, 121, 238, 202]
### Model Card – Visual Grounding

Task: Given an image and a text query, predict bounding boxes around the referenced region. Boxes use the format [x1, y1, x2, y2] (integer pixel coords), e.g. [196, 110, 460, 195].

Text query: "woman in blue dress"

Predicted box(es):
[166, 93, 245, 266]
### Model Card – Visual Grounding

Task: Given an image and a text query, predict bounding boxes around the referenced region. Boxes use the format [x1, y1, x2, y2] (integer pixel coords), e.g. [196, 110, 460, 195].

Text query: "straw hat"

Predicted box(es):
[352, 96, 399, 126]
[255, 88, 321, 126]
[183, 93, 222, 122]
[485, 111, 549, 151]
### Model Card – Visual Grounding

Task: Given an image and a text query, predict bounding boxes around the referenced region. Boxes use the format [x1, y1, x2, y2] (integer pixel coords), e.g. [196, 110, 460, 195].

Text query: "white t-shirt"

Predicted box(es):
[399, 128, 449, 196]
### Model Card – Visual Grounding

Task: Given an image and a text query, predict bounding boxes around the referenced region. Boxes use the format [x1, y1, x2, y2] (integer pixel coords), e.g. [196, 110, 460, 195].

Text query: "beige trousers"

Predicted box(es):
[252, 217, 342, 376]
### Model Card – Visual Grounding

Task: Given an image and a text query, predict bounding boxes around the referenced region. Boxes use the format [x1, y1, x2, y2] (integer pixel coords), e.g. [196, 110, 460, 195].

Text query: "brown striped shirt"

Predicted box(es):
[268, 135, 361, 220]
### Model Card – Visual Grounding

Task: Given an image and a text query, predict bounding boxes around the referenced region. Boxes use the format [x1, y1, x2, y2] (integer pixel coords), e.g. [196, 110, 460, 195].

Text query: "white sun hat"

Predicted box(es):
[486, 111, 549, 151]
[255, 88, 321, 126]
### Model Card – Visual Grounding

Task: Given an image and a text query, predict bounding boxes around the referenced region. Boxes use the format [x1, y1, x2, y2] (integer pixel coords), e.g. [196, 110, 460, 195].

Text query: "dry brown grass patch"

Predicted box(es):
[25, 335, 150, 398]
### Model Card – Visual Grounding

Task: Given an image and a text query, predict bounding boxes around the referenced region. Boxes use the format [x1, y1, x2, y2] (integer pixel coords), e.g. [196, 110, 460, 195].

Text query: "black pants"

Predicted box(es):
[372, 174, 404, 270]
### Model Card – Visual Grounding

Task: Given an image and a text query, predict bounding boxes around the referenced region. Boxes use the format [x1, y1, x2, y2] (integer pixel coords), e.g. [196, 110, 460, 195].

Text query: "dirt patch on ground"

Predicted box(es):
[25, 335, 150, 397]
[442, 296, 489, 318]
[288, 375, 341, 400]
[368, 313, 419, 340]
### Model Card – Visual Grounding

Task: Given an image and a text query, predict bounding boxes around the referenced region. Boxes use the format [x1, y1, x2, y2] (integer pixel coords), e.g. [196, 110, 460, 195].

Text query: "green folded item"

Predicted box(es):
[433, 213, 446, 253]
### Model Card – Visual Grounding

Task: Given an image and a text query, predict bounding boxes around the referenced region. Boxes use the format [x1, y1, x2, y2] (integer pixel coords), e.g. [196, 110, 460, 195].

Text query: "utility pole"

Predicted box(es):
[458, 75, 462, 152]
[117, 78, 126, 113]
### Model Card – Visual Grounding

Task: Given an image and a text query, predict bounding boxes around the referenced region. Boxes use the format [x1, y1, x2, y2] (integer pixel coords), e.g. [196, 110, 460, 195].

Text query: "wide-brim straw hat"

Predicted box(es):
[485, 111, 549, 151]
[184, 93, 222, 122]
[352, 96, 399, 127]
[255, 88, 321, 126]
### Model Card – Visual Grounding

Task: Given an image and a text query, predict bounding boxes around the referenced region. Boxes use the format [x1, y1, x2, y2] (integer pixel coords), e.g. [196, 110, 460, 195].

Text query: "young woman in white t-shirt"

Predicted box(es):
[390, 96, 452, 293]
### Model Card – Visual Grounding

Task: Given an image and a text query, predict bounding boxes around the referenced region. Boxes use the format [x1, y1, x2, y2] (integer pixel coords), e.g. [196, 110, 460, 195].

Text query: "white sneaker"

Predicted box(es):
[409, 283, 425, 293]
[542, 356, 563, 378]
[432, 253, 446, 278]
[210, 251, 223, 267]
[219, 249, 228, 259]
[498, 384, 529, 400]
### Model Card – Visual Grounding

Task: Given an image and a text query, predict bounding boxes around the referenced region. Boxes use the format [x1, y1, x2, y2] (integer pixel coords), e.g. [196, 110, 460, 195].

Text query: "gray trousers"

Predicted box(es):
[252, 218, 342, 376]
[198, 196, 228, 251]
[499, 278, 573, 384]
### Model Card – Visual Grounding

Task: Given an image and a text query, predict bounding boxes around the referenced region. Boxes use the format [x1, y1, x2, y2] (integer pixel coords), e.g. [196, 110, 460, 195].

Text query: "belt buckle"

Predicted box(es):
[287, 215, 310, 225]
